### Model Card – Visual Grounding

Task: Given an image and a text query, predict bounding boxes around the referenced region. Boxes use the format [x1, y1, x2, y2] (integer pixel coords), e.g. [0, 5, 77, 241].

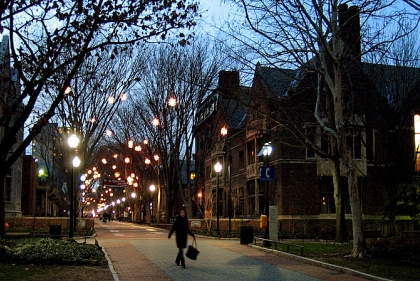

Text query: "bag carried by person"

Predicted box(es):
[186, 238, 199, 260]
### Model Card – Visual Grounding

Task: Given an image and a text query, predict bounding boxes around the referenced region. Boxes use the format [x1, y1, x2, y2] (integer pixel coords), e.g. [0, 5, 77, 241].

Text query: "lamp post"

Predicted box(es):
[145, 154, 160, 222]
[221, 126, 231, 236]
[258, 142, 273, 240]
[67, 134, 80, 239]
[149, 184, 156, 223]
[214, 162, 222, 234]
[72, 156, 81, 230]
[154, 154, 161, 222]
[131, 192, 136, 221]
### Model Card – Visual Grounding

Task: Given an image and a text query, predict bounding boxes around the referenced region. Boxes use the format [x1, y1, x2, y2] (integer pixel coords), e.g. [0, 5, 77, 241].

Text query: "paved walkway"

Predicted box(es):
[94, 220, 388, 281]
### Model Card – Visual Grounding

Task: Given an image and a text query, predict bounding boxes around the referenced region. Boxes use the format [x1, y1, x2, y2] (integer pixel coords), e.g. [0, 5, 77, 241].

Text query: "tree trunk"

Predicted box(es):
[333, 66, 365, 256]
[332, 156, 347, 242]
[345, 149, 365, 257]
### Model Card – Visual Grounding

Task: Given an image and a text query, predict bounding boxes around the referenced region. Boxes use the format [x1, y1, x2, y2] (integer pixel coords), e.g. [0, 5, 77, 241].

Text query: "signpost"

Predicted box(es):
[260, 165, 275, 243]
[259, 166, 275, 181]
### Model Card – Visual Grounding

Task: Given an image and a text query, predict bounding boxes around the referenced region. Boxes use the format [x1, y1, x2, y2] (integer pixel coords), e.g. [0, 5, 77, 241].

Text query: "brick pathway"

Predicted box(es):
[94, 220, 389, 281]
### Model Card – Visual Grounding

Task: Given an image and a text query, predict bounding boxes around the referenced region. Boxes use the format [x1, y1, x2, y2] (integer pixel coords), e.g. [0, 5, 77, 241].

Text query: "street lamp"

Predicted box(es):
[149, 184, 156, 223]
[258, 142, 273, 240]
[221, 126, 232, 236]
[145, 155, 161, 222]
[154, 154, 161, 223]
[72, 156, 81, 232]
[131, 192, 136, 221]
[214, 161, 222, 234]
[67, 134, 80, 239]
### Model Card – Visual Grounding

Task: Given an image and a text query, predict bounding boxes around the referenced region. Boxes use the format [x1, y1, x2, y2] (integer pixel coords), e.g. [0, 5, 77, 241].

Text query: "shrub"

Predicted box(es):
[0, 238, 107, 266]
[369, 237, 420, 261]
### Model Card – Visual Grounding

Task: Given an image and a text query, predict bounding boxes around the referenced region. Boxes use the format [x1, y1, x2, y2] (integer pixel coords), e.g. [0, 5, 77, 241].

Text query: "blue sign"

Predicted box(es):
[259, 166, 275, 181]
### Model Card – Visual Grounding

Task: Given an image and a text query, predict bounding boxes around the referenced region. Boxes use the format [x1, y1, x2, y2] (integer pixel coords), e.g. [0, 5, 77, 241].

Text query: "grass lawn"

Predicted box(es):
[280, 241, 420, 281]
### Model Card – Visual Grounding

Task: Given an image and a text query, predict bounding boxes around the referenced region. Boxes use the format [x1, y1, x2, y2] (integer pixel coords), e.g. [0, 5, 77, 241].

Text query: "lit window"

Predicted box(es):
[414, 115, 420, 171]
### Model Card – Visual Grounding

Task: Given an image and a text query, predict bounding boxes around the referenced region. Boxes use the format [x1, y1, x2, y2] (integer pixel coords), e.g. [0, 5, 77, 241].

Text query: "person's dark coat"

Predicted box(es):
[168, 216, 194, 248]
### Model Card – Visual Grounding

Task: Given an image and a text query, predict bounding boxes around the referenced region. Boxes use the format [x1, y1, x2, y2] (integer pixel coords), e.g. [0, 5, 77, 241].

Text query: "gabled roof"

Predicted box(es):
[257, 64, 297, 98]
[363, 62, 420, 106]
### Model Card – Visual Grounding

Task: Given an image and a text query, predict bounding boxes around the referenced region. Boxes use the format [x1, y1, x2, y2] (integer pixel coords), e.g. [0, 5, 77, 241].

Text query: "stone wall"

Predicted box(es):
[5, 217, 94, 234]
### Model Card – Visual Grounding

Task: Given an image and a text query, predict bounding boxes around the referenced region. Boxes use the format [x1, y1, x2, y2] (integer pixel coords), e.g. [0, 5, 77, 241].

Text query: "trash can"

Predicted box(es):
[240, 225, 254, 245]
[49, 225, 61, 239]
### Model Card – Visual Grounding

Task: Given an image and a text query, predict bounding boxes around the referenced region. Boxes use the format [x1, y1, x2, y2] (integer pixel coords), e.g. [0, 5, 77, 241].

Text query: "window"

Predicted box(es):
[320, 177, 351, 214]
[247, 180, 256, 215]
[320, 178, 335, 214]
[346, 129, 362, 159]
[258, 181, 265, 215]
[239, 150, 245, 169]
[365, 129, 374, 160]
[247, 141, 255, 165]
[321, 130, 330, 155]
[235, 186, 245, 216]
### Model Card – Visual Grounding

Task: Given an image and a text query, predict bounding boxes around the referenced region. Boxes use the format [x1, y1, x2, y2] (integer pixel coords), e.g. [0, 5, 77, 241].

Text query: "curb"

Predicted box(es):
[99, 241, 119, 281]
[248, 244, 392, 281]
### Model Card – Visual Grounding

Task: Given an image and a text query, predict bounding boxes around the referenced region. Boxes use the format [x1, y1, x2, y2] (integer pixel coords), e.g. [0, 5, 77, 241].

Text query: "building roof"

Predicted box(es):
[363, 62, 420, 107]
[258, 64, 297, 98]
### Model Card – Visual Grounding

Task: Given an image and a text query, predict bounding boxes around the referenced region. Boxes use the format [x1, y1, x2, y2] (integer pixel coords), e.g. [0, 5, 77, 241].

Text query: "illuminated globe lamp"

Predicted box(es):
[67, 133, 80, 239]
[214, 161, 223, 234]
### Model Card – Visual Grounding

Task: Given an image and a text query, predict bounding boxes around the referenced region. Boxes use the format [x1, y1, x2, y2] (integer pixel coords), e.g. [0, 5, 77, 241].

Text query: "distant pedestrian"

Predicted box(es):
[103, 212, 109, 222]
[168, 209, 195, 268]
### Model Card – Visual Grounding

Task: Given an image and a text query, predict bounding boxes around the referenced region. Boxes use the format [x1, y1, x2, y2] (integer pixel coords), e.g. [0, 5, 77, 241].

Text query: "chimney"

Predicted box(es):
[338, 4, 361, 60]
[218, 70, 240, 99]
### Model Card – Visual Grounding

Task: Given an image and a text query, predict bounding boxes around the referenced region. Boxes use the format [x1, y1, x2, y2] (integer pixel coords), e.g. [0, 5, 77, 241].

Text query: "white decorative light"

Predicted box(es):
[73, 156, 81, 167]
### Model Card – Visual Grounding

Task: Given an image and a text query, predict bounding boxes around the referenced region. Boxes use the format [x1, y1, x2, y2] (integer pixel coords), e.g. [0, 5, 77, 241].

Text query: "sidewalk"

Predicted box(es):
[94, 221, 389, 281]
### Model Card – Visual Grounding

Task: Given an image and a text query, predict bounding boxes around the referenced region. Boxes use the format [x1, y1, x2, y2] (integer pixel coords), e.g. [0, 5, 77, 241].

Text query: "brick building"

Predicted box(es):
[193, 5, 420, 236]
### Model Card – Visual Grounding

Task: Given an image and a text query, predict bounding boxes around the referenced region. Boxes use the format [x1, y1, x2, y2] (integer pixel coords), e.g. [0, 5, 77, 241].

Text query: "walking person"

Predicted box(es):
[168, 209, 195, 268]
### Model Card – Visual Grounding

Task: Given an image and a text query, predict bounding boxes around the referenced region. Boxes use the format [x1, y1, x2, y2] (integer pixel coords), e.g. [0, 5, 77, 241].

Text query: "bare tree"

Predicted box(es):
[0, 0, 199, 237]
[222, 0, 419, 257]
[113, 39, 227, 221]
[192, 189, 215, 231]
[46, 46, 147, 221]
[53, 46, 146, 167]
[231, 185, 244, 218]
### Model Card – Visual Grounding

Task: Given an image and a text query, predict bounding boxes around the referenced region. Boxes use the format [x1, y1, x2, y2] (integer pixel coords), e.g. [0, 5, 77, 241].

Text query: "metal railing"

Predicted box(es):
[253, 237, 304, 256]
